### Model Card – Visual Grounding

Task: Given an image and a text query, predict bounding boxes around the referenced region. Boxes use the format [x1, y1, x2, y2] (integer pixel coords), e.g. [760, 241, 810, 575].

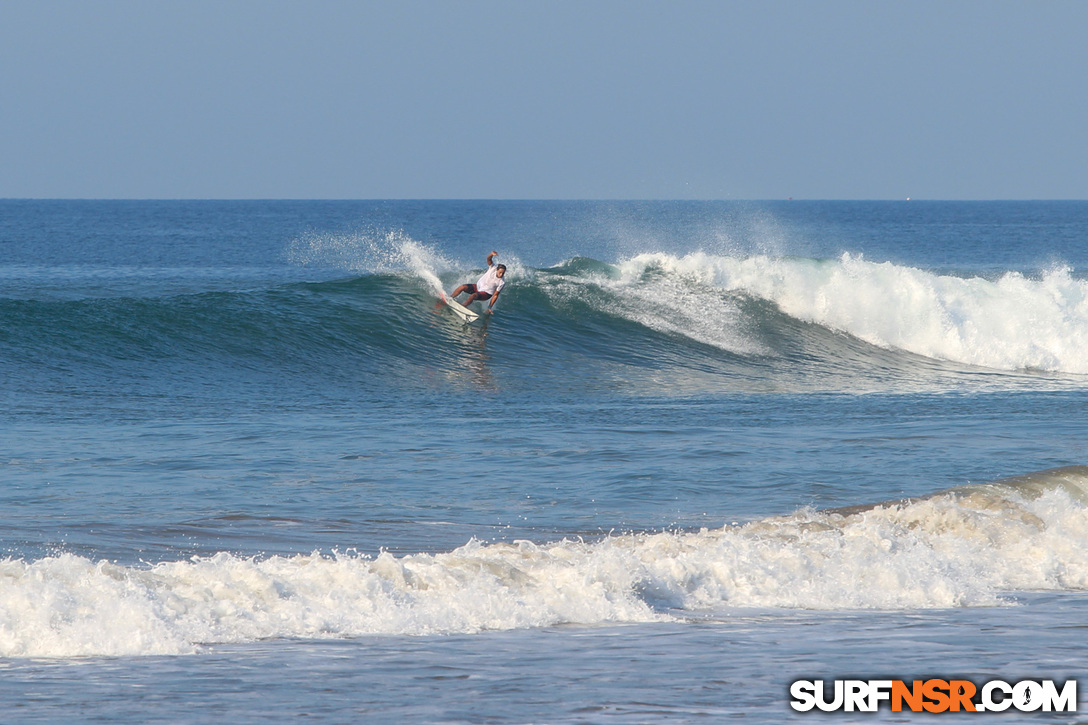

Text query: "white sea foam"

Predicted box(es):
[611, 252, 1088, 373]
[3, 470, 1086, 658]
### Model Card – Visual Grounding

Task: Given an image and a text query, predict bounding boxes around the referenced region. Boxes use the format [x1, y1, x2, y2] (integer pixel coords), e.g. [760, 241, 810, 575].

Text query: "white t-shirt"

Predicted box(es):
[475, 265, 506, 295]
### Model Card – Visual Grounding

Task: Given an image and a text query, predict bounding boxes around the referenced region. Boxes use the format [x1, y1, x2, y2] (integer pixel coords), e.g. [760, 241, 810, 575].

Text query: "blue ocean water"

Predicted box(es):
[1, 200, 1087, 721]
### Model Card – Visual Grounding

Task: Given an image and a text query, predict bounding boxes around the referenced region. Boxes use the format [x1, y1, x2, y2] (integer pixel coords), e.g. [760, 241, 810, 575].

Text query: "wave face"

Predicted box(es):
[3, 243, 1087, 400]
[2, 466, 1086, 657]
[544, 251, 1088, 374]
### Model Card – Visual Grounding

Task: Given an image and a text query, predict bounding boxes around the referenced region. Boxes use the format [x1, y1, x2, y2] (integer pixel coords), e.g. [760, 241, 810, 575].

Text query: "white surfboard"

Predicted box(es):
[441, 292, 480, 322]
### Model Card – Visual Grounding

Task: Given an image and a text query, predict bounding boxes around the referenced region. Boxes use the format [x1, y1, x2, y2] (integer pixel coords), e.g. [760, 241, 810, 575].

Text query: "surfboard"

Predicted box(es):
[440, 292, 480, 322]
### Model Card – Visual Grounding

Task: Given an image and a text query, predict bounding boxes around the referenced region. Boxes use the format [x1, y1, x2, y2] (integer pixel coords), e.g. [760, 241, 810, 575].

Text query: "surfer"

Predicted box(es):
[449, 250, 507, 314]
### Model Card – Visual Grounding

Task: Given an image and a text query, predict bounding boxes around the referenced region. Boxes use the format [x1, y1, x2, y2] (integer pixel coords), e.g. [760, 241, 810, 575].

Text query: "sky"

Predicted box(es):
[1, 0, 1086, 200]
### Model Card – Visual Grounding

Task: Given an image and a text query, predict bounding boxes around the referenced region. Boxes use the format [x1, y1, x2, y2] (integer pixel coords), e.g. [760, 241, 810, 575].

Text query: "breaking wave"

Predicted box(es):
[2, 467, 1086, 657]
[3, 239, 1087, 399]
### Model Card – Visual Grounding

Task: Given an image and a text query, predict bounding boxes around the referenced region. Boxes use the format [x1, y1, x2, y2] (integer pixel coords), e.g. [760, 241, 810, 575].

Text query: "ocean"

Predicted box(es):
[1, 199, 1086, 722]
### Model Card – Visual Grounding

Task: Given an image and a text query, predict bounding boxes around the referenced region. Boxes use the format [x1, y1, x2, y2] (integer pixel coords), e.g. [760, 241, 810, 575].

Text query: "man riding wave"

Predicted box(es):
[448, 250, 507, 314]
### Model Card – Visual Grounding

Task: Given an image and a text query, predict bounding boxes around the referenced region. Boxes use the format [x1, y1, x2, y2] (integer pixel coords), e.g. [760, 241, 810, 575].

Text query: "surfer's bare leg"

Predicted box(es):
[450, 284, 470, 299]
[464, 291, 491, 306]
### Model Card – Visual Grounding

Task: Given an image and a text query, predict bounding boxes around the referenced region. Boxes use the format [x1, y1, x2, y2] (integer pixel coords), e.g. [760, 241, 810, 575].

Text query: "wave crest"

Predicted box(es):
[604, 252, 1088, 373]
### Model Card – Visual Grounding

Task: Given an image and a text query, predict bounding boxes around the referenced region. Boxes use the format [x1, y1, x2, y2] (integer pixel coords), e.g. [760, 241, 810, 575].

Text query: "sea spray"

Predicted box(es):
[288, 229, 456, 296]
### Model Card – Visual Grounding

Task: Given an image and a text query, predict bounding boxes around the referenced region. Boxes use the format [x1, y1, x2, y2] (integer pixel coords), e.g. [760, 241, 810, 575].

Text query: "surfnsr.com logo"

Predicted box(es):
[790, 679, 1077, 713]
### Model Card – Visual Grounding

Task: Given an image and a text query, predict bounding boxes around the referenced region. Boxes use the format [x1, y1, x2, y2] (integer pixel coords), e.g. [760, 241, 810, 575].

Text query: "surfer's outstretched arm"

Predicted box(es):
[486, 289, 501, 313]
[487, 250, 498, 267]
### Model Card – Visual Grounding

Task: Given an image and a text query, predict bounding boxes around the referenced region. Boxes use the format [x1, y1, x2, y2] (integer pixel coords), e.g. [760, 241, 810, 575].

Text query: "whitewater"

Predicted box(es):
[4, 467, 1087, 659]
[491, 250, 1088, 376]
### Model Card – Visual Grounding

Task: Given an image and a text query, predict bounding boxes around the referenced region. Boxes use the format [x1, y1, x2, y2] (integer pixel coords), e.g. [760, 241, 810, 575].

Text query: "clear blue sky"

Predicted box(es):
[2, 0, 1086, 199]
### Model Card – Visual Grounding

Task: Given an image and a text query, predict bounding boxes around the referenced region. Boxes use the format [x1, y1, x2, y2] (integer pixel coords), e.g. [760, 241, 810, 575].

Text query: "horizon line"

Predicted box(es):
[3, 197, 1087, 203]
